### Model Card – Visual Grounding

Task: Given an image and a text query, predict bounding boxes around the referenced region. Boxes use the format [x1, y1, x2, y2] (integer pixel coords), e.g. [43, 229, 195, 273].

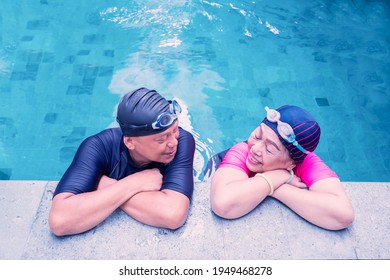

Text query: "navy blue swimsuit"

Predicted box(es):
[53, 127, 195, 199]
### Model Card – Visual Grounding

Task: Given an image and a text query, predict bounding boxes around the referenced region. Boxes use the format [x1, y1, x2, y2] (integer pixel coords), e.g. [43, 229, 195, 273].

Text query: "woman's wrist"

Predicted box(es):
[260, 169, 292, 190]
[255, 173, 274, 195]
[286, 169, 294, 184]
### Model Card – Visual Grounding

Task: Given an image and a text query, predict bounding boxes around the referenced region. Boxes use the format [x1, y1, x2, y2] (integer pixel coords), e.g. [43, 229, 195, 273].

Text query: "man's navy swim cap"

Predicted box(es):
[117, 88, 171, 136]
[262, 105, 321, 164]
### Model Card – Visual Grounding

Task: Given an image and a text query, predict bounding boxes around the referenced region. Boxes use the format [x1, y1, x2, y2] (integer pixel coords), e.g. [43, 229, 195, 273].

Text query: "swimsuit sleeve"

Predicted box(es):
[294, 152, 339, 187]
[218, 142, 251, 176]
[53, 132, 112, 197]
[160, 128, 195, 199]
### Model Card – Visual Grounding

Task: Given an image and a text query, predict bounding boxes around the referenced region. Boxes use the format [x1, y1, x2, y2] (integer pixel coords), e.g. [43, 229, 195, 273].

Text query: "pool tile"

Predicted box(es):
[103, 50, 114, 57]
[78, 86, 93, 95]
[383, 158, 390, 172]
[366, 41, 386, 54]
[333, 39, 355, 52]
[0, 87, 11, 94]
[26, 20, 49, 30]
[315, 97, 330, 106]
[63, 56, 76, 64]
[66, 85, 80, 95]
[59, 147, 77, 162]
[82, 79, 95, 87]
[42, 52, 55, 63]
[27, 51, 43, 63]
[83, 65, 99, 79]
[17, 63, 39, 81]
[26, 64, 39, 73]
[0, 117, 17, 139]
[98, 66, 114, 77]
[23, 71, 37, 81]
[327, 136, 346, 163]
[65, 127, 87, 143]
[77, 50, 90, 56]
[82, 34, 106, 44]
[258, 87, 271, 97]
[86, 12, 101, 26]
[10, 72, 26, 81]
[44, 113, 57, 124]
[21, 36, 34, 42]
[364, 71, 384, 84]
[0, 169, 12, 180]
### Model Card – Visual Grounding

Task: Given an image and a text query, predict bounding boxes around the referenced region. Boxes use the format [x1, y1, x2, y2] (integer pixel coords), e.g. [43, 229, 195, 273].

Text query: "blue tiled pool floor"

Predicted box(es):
[0, 0, 390, 182]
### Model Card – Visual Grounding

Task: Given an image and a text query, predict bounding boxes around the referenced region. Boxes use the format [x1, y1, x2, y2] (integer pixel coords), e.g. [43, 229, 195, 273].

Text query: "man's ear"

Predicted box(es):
[123, 136, 135, 150]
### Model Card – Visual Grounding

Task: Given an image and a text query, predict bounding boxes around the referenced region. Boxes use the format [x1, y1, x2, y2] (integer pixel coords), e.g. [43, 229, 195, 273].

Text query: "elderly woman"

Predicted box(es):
[210, 105, 354, 230]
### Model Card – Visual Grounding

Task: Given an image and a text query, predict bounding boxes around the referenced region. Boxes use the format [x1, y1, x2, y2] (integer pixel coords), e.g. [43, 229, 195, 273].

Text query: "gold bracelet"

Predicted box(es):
[255, 173, 274, 196]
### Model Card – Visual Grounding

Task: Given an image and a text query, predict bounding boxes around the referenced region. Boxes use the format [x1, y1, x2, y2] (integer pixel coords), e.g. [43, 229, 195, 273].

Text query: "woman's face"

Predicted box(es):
[246, 123, 294, 173]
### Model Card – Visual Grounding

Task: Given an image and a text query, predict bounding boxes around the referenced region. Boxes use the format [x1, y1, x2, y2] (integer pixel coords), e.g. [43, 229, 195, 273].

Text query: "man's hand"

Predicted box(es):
[97, 168, 163, 193]
[124, 168, 163, 192]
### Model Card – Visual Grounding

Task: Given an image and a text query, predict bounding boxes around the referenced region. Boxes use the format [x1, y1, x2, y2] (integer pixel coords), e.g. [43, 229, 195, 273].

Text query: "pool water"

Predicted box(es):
[0, 0, 389, 182]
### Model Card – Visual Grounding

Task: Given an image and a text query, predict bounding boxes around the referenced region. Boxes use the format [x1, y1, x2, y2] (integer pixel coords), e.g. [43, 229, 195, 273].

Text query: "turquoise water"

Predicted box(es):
[0, 0, 389, 182]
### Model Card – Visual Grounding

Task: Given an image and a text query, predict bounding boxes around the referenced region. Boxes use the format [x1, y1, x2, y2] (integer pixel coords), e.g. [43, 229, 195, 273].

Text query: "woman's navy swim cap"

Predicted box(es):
[116, 88, 171, 136]
[262, 105, 321, 164]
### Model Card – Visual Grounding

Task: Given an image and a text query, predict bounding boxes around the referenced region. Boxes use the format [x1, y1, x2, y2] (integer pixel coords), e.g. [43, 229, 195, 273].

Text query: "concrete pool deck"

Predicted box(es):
[0, 180, 389, 260]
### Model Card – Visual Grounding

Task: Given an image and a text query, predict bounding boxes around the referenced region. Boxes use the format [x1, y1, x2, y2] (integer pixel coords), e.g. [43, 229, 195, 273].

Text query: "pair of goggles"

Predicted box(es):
[119, 100, 181, 131]
[264, 106, 309, 154]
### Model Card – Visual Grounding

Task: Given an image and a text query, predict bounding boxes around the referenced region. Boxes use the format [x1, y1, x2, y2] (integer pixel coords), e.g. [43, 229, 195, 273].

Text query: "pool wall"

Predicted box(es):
[1, 180, 389, 260]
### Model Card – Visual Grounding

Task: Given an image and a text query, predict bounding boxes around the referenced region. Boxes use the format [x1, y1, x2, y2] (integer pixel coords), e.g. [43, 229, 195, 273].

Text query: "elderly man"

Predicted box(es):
[49, 88, 195, 236]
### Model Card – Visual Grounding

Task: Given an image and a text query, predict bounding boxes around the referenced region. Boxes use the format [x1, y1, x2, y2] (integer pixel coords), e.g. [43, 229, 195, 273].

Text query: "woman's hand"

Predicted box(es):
[287, 173, 307, 189]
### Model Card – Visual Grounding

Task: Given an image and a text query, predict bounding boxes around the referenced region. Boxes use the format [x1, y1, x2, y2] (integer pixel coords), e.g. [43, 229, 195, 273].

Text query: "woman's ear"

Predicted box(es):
[123, 136, 135, 150]
[287, 159, 296, 171]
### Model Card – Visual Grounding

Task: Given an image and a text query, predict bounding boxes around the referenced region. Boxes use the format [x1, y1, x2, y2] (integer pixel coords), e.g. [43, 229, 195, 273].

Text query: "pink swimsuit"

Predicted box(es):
[219, 142, 338, 187]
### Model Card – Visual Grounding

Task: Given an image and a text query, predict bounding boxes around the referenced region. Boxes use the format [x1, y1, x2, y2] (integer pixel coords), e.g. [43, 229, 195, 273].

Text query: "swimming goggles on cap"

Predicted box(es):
[264, 106, 309, 154]
[119, 100, 181, 130]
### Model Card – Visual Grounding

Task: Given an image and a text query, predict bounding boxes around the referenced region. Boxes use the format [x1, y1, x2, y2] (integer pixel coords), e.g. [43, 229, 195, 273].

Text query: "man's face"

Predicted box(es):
[127, 121, 180, 166]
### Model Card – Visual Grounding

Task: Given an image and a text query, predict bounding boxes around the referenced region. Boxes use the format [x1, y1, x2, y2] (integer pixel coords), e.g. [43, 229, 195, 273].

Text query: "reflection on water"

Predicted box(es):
[0, 56, 10, 75]
[107, 52, 224, 180]
[99, 3, 192, 49]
